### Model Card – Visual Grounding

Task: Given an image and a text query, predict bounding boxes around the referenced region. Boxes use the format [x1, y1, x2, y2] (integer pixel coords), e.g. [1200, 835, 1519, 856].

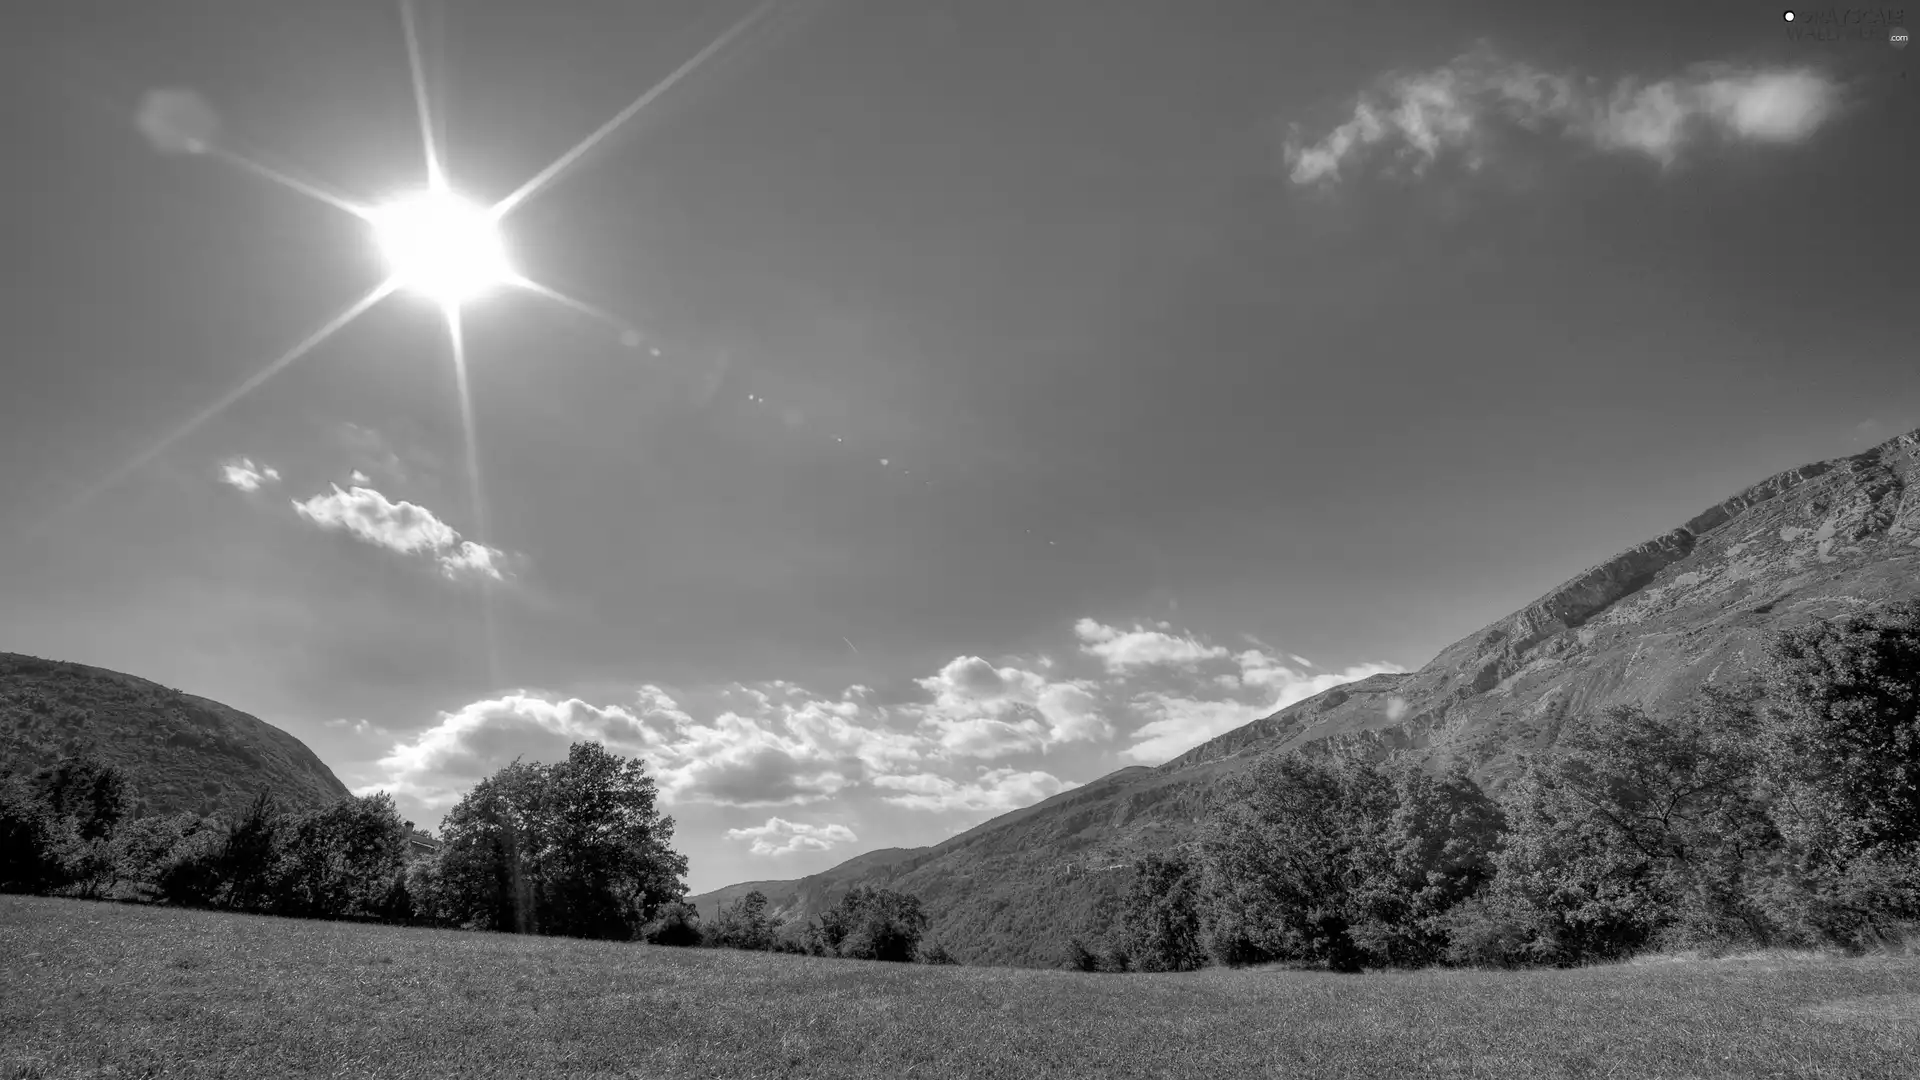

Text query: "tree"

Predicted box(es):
[540, 742, 688, 938]
[709, 890, 776, 951]
[219, 790, 281, 911]
[33, 755, 130, 843]
[1198, 750, 1386, 972]
[1199, 749, 1504, 972]
[640, 900, 703, 947]
[816, 886, 929, 962]
[0, 777, 68, 894]
[269, 793, 411, 919]
[1116, 851, 1208, 972]
[1752, 603, 1920, 946]
[1346, 757, 1505, 967]
[435, 744, 689, 940]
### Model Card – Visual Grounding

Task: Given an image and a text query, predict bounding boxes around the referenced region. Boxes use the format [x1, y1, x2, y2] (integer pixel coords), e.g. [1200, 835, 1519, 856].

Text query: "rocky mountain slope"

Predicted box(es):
[691, 428, 1920, 967]
[0, 653, 350, 819]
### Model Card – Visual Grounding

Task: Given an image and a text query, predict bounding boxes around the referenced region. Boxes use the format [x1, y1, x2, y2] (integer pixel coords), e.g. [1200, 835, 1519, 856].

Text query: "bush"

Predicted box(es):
[155, 823, 227, 908]
[816, 886, 929, 962]
[0, 779, 69, 895]
[268, 793, 411, 919]
[640, 900, 703, 947]
[707, 890, 776, 951]
[1062, 936, 1102, 972]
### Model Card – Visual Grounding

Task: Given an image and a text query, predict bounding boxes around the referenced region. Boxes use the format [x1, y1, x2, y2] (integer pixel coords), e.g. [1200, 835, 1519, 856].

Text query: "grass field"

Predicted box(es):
[3, 896, 1917, 1079]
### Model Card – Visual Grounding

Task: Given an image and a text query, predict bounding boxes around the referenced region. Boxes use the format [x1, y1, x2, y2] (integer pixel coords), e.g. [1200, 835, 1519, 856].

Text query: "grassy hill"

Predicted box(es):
[6, 895, 1917, 1079]
[696, 428, 1920, 968]
[0, 653, 349, 819]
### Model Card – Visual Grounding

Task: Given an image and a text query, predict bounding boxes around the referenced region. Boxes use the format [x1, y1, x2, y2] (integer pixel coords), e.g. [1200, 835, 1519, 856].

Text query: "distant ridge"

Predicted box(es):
[0, 653, 350, 819]
[693, 428, 1920, 967]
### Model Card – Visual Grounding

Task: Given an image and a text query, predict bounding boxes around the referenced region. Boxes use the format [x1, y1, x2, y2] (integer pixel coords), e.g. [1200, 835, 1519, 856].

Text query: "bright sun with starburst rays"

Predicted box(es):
[44, 0, 783, 574]
[369, 186, 513, 308]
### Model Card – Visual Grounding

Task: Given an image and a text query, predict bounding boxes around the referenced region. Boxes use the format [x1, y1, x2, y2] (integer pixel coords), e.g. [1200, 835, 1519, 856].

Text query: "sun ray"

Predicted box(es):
[511, 275, 647, 345]
[488, 0, 781, 221]
[400, 0, 446, 189]
[444, 304, 502, 685]
[204, 144, 372, 220]
[24, 279, 398, 538]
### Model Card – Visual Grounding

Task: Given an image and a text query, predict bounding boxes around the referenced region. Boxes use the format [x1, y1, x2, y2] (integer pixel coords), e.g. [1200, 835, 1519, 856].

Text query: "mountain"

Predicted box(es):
[0, 653, 350, 819]
[690, 428, 1920, 967]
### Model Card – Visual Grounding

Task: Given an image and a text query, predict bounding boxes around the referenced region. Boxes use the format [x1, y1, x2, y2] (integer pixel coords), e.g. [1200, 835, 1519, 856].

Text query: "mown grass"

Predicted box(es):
[2, 896, 1917, 1079]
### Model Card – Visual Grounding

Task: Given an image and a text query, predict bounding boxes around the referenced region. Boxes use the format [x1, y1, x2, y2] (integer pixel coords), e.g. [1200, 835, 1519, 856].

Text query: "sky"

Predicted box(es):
[1, 0, 1914, 892]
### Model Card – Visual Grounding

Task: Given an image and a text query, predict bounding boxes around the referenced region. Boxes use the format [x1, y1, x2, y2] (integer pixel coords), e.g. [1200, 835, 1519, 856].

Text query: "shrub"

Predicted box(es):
[640, 900, 703, 947]
[817, 886, 929, 962]
[0, 778, 69, 895]
[1062, 936, 1101, 972]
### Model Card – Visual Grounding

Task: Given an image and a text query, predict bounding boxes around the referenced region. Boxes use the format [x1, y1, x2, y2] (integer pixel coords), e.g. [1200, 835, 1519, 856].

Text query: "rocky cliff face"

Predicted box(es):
[1167, 429, 1920, 791]
[697, 429, 1920, 966]
[0, 653, 351, 819]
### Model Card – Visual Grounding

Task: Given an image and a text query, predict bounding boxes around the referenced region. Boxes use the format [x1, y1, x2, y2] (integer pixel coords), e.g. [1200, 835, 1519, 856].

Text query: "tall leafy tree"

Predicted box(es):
[1116, 851, 1208, 972]
[270, 793, 411, 919]
[1754, 603, 1920, 944]
[434, 744, 688, 940]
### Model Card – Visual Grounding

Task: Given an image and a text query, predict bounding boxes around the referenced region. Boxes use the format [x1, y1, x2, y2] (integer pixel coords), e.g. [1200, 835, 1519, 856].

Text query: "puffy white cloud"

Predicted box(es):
[1287, 44, 1844, 185]
[911, 655, 1112, 755]
[437, 540, 504, 582]
[726, 817, 859, 856]
[871, 767, 1076, 813]
[1074, 618, 1230, 672]
[367, 683, 930, 822]
[369, 693, 669, 814]
[291, 483, 508, 581]
[219, 458, 280, 492]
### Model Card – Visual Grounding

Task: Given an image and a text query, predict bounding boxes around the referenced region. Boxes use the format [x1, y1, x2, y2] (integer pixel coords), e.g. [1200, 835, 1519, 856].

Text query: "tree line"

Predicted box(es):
[1075, 602, 1920, 972]
[9, 603, 1916, 974]
[1, 739, 949, 963]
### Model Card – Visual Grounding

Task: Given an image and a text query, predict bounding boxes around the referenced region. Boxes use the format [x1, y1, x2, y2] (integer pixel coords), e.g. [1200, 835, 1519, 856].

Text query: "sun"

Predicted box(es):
[369, 188, 513, 306]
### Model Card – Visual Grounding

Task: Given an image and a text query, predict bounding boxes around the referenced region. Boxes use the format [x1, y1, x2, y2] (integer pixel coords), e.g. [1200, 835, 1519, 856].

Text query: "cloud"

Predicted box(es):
[366, 682, 936, 823]
[291, 483, 506, 581]
[1074, 618, 1230, 672]
[871, 767, 1077, 813]
[725, 817, 859, 856]
[1286, 44, 1845, 185]
[1120, 654, 1409, 763]
[219, 458, 280, 492]
[911, 656, 1112, 755]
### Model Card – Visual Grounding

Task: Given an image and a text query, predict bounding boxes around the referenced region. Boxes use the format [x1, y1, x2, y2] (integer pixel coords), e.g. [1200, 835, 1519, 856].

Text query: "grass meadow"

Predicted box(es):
[2, 896, 1917, 1079]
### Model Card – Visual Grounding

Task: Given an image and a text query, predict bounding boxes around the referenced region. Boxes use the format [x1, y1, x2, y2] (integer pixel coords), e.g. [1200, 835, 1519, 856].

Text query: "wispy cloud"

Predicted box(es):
[871, 767, 1076, 813]
[1287, 44, 1845, 185]
[218, 457, 280, 492]
[290, 483, 506, 581]
[725, 817, 859, 856]
[1074, 618, 1229, 673]
[1119, 651, 1408, 763]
